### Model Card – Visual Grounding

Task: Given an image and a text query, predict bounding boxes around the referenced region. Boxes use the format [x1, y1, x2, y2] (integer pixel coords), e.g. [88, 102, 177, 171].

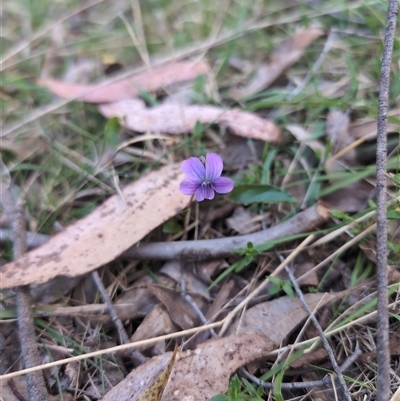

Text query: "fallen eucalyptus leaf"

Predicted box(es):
[0, 164, 189, 289]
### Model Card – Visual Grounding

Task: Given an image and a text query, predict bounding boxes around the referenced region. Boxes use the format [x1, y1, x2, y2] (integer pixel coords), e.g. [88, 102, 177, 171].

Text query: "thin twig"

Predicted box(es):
[0, 202, 330, 260]
[91, 271, 147, 365]
[240, 345, 362, 390]
[284, 264, 352, 401]
[180, 277, 217, 338]
[0, 189, 49, 401]
[375, 1, 398, 399]
[124, 203, 329, 260]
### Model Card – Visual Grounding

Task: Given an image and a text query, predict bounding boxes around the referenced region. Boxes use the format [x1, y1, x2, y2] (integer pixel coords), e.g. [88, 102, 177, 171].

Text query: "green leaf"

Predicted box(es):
[228, 375, 241, 396]
[389, 173, 400, 187]
[104, 117, 121, 149]
[229, 185, 295, 205]
[282, 282, 295, 297]
[387, 209, 400, 220]
[210, 395, 232, 401]
[268, 276, 282, 286]
[162, 219, 182, 234]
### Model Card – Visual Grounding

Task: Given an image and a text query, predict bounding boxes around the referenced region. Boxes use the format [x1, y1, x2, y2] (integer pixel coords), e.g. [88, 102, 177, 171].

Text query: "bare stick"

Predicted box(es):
[0, 202, 330, 260]
[123, 203, 329, 260]
[91, 271, 147, 365]
[0, 189, 49, 401]
[284, 264, 351, 401]
[376, 1, 398, 399]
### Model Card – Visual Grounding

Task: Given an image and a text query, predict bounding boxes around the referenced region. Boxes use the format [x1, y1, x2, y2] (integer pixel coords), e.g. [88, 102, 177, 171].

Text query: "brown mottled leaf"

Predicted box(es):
[101, 333, 275, 401]
[138, 344, 179, 401]
[37, 61, 209, 103]
[230, 28, 324, 99]
[0, 164, 189, 289]
[99, 99, 282, 143]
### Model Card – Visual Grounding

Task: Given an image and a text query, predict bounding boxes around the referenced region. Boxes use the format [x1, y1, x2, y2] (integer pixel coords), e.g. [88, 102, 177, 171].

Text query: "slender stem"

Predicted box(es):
[375, 1, 398, 399]
[0, 189, 49, 401]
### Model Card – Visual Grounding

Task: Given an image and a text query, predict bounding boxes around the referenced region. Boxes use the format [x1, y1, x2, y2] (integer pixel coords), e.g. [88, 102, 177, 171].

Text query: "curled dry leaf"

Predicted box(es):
[99, 99, 282, 143]
[229, 292, 345, 345]
[37, 61, 209, 103]
[230, 28, 324, 99]
[0, 164, 189, 289]
[101, 333, 275, 401]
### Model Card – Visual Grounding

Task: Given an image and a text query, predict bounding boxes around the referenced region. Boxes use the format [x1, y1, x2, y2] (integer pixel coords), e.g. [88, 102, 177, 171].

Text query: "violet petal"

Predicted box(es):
[205, 153, 223, 181]
[212, 177, 235, 194]
[195, 184, 215, 202]
[179, 178, 202, 195]
[181, 157, 205, 180]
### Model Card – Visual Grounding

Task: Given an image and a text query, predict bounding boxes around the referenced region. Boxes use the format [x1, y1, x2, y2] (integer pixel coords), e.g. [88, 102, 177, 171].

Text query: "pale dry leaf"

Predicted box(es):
[99, 99, 282, 143]
[0, 164, 189, 289]
[230, 28, 324, 99]
[229, 292, 343, 344]
[226, 206, 261, 234]
[101, 333, 275, 401]
[37, 61, 209, 103]
[323, 110, 375, 212]
[285, 124, 325, 155]
[326, 110, 356, 165]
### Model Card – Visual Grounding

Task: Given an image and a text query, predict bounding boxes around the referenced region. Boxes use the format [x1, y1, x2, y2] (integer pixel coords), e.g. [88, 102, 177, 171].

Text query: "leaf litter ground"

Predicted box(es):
[1, 1, 400, 400]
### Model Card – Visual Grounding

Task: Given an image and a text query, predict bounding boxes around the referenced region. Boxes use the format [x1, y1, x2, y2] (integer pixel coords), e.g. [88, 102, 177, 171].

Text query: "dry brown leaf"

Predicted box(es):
[138, 344, 179, 401]
[0, 164, 189, 289]
[99, 99, 282, 143]
[130, 304, 177, 352]
[230, 28, 324, 99]
[115, 274, 177, 322]
[37, 61, 209, 103]
[101, 333, 275, 401]
[145, 284, 205, 330]
[229, 292, 343, 344]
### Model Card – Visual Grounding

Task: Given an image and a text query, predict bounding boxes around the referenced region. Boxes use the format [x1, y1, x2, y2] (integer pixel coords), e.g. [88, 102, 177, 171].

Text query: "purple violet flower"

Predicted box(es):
[179, 153, 234, 202]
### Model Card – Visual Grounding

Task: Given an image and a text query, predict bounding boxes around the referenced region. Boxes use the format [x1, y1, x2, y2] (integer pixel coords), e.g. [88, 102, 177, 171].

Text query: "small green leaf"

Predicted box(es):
[104, 117, 121, 149]
[162, 219, 182, 234]
[268, 276, 282, 286]
[209, 396, 231, 401]
[330, 209, 350, 220]
[387, 209, 400, 220]
[228, 375, 241, 396]
[229, 185, 295, 205]
[389, 173, 400, 187]
[243, 254, 253, 265]
[282, 282, 295, 297]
